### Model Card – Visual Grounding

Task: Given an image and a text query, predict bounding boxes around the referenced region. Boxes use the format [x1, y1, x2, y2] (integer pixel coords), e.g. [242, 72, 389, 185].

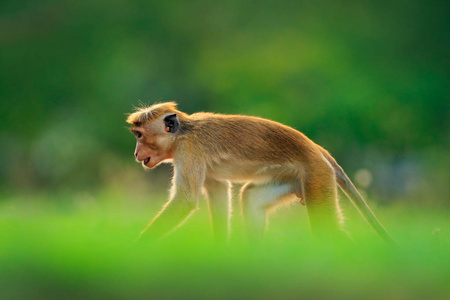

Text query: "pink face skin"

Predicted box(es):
[130, 117, 175, 169]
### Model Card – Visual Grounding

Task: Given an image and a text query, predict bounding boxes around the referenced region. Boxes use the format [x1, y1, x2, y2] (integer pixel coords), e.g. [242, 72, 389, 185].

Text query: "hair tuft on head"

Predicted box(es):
[126, 102, 178, 125]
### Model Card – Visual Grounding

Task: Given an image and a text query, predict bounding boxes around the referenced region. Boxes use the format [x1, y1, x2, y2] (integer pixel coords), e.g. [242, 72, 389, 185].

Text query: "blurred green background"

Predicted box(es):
[1, 1, 449, 299]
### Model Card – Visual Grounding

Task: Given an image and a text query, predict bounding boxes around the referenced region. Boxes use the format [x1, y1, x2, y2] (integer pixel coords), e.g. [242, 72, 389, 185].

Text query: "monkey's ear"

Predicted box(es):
[164, 113, 179, 133]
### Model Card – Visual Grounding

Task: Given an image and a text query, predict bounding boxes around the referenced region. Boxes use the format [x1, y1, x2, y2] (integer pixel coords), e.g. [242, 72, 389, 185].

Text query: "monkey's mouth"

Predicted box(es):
[144, 157, 151, 165]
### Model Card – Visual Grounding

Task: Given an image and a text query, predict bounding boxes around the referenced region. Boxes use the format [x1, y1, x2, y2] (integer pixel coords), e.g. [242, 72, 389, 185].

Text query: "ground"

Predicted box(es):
[1, 189, 449, 300]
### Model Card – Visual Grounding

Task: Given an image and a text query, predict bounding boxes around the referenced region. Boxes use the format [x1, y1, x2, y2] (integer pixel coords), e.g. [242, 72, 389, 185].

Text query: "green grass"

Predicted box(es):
[1, 189, 449, 300]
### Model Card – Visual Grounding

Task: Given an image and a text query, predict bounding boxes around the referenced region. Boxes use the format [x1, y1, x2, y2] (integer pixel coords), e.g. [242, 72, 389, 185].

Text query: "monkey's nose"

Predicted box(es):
[134, 152, 138, 158]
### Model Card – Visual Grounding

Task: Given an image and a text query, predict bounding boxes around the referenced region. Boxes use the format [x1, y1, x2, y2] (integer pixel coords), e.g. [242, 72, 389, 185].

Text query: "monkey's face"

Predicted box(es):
[130, 114, 179, 169]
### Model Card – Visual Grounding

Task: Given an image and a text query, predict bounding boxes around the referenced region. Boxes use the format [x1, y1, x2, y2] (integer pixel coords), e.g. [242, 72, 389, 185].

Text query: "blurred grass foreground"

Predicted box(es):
[0, 0, 449, 299]
[1, 190, 449, 300]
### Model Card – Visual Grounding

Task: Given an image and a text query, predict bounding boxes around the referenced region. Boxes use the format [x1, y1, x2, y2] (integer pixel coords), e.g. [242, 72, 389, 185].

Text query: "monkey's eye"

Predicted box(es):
[136, 131, 143, 138]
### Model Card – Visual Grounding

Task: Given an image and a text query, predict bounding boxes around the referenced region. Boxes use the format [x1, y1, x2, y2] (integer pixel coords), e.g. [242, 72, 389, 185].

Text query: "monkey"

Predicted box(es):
[126, 102, 395, 244]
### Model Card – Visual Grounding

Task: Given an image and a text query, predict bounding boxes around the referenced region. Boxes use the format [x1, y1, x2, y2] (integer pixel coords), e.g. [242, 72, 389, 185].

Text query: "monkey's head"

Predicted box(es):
[126, 102, 180, 169]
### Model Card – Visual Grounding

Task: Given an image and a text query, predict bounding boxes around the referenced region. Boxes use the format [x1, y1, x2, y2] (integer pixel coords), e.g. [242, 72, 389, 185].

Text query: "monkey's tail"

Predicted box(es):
[320, 148, 397, 245]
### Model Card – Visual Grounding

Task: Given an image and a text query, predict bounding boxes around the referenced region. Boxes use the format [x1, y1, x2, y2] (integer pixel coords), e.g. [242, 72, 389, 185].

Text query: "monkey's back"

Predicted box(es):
[181, 113, 321, 164]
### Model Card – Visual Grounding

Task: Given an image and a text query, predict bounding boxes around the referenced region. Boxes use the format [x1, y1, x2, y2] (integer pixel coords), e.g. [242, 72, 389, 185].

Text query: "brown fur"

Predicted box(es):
[127, 102, 395, 244]
[126, 101, 179, 125]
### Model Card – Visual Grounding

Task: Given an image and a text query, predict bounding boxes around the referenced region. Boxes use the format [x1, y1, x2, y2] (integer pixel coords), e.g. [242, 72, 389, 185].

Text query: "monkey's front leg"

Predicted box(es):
[137, 162, 205, 242]
[204, 179, 232, 244]
[137, 196, 198, 242]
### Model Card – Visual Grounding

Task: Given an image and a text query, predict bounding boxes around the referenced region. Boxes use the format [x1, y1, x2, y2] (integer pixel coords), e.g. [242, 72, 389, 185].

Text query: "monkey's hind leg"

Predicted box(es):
[303, 171, 347, 241]
[240, 182, 297, 242]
